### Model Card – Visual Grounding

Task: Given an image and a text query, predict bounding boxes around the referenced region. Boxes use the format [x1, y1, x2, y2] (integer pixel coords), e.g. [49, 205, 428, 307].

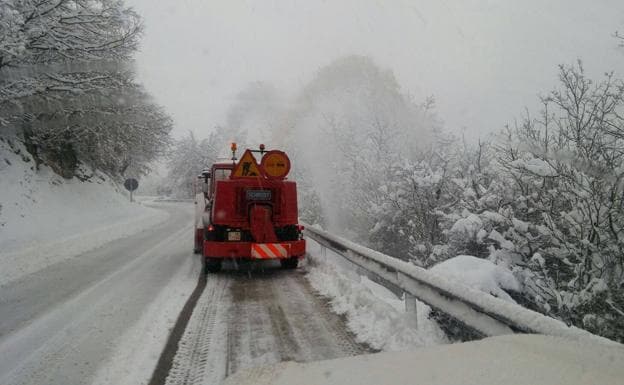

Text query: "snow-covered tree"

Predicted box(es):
[1, 0, 171, 180]
[420, 63, 624, 341]
[369, 133, 501, 265]
[486, 62, 624, 340]
[164, 129, 231, 198]
[313, 60, 624, 341]
[0, 0, 142, 109]
[0, 0, 141, 70]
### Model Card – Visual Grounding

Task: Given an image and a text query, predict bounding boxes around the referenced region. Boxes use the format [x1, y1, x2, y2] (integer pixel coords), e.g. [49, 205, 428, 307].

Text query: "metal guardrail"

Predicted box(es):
[304, 225, 613, 343]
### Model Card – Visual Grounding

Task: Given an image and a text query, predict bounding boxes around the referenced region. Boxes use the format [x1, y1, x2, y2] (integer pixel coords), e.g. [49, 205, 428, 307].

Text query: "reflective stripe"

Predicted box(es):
[254, 244, 270, 258]
[259, 244, 274, 258]
[266, 243, 282, 256]
[251, 243, 290, 259]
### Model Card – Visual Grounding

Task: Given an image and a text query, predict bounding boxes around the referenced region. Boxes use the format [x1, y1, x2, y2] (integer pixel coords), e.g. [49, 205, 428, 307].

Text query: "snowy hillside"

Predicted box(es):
[0, 139, 168, 286]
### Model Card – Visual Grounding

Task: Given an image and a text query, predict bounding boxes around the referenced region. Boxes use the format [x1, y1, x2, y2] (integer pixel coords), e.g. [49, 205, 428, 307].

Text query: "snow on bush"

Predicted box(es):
[429, 255, 521, 303]
[292, 62, 624, 342]
[449, 214, 482, 240]
[509, 158, 558, 177]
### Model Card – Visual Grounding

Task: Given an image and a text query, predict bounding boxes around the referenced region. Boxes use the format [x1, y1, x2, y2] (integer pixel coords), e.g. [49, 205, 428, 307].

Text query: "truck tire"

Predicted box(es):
[204, 258, 222, 273]
[280, 257, 299, 269]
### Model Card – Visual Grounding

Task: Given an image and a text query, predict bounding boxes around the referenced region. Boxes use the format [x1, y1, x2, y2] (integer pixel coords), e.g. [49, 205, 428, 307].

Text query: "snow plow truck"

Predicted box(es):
[194, 144, 306, 273]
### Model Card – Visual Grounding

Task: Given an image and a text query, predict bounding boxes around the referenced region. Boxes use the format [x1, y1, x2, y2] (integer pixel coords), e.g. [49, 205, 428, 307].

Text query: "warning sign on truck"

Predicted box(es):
[232, 150, 262, 177]
[261, 150, 291, 179]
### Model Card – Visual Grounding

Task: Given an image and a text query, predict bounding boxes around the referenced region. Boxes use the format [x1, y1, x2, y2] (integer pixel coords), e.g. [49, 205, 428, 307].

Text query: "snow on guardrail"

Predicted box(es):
[304, 225, 616, 345]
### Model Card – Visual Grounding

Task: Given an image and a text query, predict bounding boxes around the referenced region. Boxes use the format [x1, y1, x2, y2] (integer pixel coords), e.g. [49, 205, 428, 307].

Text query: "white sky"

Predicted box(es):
[126, 0, 624, 140]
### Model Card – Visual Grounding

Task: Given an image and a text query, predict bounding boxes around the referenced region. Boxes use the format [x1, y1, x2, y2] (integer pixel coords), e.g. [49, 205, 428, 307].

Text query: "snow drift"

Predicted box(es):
[305, 240, 448, 351]
[223, 334, 624, 385]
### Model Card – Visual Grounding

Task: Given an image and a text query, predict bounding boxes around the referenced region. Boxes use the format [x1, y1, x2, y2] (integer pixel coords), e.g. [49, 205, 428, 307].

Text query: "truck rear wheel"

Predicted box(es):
[204, 258, 222, 273]
[280, 257, 299, 269]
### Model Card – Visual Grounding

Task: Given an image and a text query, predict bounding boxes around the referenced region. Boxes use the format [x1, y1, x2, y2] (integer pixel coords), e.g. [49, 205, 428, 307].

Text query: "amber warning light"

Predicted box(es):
[230, 142, 238, 162]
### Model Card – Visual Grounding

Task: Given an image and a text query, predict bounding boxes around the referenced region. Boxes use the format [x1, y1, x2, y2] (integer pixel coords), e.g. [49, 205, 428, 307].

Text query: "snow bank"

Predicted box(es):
[223, 334, 624, 385]
[305, 240, 448, 351]
[429, 255, 521, 303]
[0, 141, 168, 286]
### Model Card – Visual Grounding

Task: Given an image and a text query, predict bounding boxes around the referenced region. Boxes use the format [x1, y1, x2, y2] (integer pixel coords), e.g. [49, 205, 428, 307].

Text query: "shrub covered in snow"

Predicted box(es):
[288, 60, 624, 342]
[365, 63, 624, 342]
[488, 63, 624, 341]
[430, 255, 521, 303]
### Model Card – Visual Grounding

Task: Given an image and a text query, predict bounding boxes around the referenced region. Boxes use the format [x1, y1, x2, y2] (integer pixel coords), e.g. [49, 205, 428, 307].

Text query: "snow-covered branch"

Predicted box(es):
[0, 0, 142, 69]
[0, 0, 172, 181]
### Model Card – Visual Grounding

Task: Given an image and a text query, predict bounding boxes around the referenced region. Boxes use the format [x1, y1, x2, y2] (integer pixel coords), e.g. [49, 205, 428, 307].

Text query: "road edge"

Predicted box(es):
[148, 265, 206, 385]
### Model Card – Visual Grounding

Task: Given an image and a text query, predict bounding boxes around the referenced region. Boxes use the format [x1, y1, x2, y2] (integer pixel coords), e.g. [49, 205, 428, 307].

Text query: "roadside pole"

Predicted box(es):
[124, 178, 139, 202]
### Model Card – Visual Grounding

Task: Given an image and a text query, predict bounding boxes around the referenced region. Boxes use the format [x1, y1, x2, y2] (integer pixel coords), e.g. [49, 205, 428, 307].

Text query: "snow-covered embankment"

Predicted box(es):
[305, 240, 448, 351]
[0, 140, 168, 286]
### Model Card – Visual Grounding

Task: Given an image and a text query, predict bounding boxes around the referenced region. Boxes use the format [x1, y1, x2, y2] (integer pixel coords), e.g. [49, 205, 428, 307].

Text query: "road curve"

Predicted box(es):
[0, 202, 196, 385]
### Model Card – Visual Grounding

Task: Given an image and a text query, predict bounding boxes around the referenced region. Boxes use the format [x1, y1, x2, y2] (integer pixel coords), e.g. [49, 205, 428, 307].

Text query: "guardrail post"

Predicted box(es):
[405, 292, 418, 329]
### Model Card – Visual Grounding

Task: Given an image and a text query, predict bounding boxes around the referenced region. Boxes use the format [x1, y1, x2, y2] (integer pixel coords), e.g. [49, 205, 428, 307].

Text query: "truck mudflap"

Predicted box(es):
[204, 239, 306, 259]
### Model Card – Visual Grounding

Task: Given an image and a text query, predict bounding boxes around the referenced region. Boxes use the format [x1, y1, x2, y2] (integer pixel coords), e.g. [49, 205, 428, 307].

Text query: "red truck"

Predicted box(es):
[194, 144, 306, 273]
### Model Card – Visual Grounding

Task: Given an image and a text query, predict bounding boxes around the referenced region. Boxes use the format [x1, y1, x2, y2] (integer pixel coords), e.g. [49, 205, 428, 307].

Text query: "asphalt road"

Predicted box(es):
[0, 202, 195, 385]
[163, 267, 372, 385]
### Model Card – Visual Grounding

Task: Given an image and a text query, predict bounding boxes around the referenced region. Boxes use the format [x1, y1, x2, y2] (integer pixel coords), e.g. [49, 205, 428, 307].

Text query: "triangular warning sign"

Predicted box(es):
[232, 150, 263, 178]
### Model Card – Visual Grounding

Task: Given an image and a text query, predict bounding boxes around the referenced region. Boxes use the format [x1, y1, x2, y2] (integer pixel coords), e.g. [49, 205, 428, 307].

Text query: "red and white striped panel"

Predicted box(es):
[251, 243, 291, 259]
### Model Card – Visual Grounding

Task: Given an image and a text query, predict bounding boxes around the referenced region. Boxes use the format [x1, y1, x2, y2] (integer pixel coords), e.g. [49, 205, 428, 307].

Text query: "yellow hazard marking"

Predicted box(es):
[262, 151, 290, 178]
[232, 150, 262, 177]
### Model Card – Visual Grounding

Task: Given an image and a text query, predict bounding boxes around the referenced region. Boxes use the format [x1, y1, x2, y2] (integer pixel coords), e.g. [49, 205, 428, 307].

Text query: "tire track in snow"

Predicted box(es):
[163, 276, 231, 385]
[163, 267, 371, 385]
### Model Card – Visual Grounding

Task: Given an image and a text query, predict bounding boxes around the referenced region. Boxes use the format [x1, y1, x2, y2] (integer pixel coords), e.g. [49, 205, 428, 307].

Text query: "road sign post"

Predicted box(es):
[124, 178, 139, 202]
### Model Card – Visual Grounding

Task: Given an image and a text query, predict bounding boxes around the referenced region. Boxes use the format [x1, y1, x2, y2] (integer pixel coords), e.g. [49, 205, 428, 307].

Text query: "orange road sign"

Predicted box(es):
[232, 150, 263, 178]
[261, 150, 291, 179]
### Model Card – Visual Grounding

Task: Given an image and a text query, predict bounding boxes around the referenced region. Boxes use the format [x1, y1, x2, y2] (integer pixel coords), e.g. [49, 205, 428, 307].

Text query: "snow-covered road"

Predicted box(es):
[164, 267, 371, 385]
[0, 202, 200, 385]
